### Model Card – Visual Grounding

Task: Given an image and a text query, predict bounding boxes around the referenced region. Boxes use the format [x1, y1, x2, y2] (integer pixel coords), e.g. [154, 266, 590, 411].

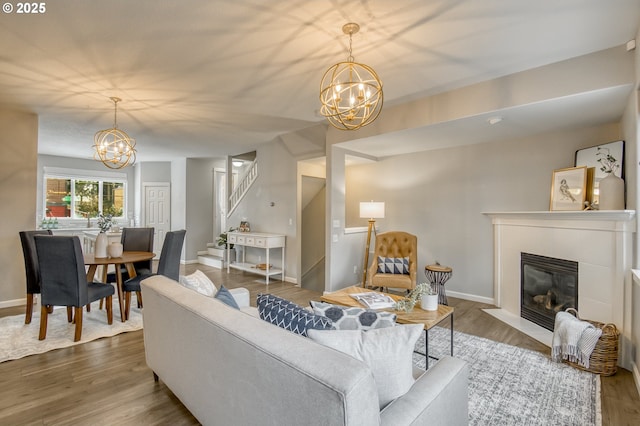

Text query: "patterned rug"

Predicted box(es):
[413, 327, 601, 426]
[0, 299, 142, 363]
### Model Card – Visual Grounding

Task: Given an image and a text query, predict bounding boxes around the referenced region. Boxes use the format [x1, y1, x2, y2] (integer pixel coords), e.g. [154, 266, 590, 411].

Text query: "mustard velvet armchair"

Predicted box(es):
[367, 231, 417, 291]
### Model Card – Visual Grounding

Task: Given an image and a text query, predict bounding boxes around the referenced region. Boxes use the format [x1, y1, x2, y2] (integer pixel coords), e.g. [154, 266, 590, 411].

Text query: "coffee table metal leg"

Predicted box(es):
[425, 330, 429, 370]
[450, 313, 454, 356]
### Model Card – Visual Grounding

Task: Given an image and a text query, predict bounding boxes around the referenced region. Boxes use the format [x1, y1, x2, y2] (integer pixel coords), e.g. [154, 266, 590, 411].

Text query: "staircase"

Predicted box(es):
[228, 159, 258, 217]
[197, 244, 226, 268]
[198, 159, 258, 269]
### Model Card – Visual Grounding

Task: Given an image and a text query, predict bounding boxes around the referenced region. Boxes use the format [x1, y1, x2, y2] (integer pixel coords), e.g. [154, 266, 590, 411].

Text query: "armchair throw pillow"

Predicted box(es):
[307, 324, 423, 409]
[309, 301, 396, 330]
[377, 256, 410, 274]
[257, 294, 333, 337]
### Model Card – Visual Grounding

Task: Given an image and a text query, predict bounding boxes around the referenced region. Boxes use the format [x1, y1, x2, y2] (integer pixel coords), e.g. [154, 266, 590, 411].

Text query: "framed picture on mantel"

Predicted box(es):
[550, 166, 588, 211]
[575, 140, 624, 205]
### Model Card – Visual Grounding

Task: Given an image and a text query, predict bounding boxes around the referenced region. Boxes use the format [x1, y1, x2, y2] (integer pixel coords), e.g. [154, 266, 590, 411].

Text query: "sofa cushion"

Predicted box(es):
[179, 270, 217, 297]
[309, 301, 396, 330]
[377, 256, 409, 274]
[257, 294, 332, 337]
[215, 285, 240, 309]
[307, 324, 423, 409]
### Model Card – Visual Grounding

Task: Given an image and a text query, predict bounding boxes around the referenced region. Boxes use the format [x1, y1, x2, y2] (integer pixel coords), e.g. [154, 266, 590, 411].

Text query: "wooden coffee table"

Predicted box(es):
[320, 286, 454, 369]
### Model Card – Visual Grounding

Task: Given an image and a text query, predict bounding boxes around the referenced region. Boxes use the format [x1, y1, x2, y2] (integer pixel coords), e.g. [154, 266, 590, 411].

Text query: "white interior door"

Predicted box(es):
[144, 183, 171, 256]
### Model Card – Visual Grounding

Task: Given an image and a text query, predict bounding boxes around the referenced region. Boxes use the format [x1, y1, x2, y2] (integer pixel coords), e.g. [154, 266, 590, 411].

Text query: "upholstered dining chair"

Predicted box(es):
[106, 227, 155, 282]
[19, 229, 52, 324]
[122, 229, 186, 320]
[34, 235, 115, 341]
[367, 231, 417, 292]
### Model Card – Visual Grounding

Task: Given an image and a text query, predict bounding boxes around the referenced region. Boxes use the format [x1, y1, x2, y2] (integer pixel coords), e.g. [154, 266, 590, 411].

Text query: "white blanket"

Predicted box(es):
[551, 311, 602, 369]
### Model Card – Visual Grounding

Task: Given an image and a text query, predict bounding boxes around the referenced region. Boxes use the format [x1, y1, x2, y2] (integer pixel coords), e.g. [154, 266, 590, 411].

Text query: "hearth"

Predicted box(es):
[520, 253, 577, 331]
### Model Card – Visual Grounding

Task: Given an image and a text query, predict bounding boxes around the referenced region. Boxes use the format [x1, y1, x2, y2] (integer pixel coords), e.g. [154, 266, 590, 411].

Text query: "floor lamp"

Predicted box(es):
[360, 201, 385, 287]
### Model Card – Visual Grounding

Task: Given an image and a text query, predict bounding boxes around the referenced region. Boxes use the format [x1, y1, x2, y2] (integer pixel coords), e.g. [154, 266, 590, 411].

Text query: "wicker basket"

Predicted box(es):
[563, 308, 619, 376]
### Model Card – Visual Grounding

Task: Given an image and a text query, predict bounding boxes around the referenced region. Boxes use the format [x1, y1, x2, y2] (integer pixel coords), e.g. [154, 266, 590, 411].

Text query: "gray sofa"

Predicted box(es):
[141, 275, 469, 425]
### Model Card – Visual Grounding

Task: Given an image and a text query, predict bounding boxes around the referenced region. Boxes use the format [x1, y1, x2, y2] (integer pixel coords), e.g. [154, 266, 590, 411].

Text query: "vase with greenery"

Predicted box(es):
[394, 282, 438, 312]
[97, 213, 113, 233]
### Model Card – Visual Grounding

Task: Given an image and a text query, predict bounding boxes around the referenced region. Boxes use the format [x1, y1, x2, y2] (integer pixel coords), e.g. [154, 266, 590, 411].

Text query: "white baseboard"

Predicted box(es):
[633, 362, 640, 401]
[0, 298, 26, 309]
[446, 290, 494, 305]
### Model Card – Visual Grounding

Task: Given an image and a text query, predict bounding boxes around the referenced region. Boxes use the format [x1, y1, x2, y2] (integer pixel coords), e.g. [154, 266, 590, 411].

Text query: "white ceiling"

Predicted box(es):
[0, 0, 638, 162]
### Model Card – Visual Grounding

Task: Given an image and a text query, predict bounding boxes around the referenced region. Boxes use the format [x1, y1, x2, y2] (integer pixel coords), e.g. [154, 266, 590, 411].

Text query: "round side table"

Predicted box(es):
[425, 264, 452, 305]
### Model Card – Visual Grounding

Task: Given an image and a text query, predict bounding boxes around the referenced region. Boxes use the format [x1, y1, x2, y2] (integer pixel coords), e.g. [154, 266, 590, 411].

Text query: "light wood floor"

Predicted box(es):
[0, 264, 638, 425]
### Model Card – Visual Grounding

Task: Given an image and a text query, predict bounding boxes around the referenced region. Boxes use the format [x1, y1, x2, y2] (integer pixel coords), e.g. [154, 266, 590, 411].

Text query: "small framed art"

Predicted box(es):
[549, 166, 588, 211]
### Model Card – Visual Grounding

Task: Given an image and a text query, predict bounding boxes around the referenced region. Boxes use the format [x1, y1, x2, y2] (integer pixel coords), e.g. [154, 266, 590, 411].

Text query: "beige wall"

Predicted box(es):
[0, 108, 38, 305]
[344, 123, 622, 300]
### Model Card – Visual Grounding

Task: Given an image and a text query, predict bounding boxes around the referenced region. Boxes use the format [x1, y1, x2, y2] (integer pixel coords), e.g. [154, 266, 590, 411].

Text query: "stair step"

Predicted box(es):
[198, 254, 224, 269]
[207, 247, 226, 257]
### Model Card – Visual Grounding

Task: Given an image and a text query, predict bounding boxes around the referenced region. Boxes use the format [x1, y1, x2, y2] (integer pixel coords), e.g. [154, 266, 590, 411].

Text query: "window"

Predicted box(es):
[44, 168, 127, 219]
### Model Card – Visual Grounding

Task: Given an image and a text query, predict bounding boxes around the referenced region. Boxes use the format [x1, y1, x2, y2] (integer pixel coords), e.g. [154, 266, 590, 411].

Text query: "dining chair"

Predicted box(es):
[106, 227, 155, 282]
[34, 235, 115, 341]
[19, 229, 53, 324]
[123, 229, 186, 320]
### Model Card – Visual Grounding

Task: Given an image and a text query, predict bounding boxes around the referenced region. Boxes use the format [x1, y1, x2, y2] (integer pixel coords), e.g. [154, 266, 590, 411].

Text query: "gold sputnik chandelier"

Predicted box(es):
[319, 23, 383, 130]
[93, 97, 137, 169]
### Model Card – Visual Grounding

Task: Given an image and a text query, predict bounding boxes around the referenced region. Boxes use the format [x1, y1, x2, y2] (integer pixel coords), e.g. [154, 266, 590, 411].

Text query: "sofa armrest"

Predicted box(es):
[380, 356, 468, 426]
[229, 287, 250, 308]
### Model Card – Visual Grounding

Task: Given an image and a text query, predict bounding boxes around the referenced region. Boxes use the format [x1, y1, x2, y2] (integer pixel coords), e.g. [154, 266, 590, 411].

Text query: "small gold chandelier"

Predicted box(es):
[93, 97, 137, 169]
[319, 23, 383, 131]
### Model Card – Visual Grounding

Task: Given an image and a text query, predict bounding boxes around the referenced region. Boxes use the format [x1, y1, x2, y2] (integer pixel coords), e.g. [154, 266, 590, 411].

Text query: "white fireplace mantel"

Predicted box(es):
[483, 210, 636, 368]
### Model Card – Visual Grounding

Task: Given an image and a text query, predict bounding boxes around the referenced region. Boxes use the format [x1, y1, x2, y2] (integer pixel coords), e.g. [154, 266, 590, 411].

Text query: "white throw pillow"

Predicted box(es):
[307, 324, 423, 409]
[179, 270, 217, 297]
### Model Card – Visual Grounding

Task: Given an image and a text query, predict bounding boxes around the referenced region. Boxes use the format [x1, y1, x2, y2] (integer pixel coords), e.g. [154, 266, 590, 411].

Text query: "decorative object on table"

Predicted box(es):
[239, 220, 250, 232]
[553, 308, 619, 376]
[549, 166, 588, 211]
[94, 213, 113, 258]
[254, 263, 272, 271]
[575, 140, 624, 206]
[93, 97, 137, 169]
[107, 242, 124, 258]
[595, 146, 624, 210]
[394, 282, 438, 312]
[425, 263, 453, 305]
[349, 291, 396, 309]
[420, 284, 439, 311]
[359, 201, 385, 287]
[319, 22, 383, 131]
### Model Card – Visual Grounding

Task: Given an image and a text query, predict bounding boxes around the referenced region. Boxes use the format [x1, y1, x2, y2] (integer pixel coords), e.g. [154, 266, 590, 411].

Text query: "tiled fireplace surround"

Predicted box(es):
[485, 211, 636, 369]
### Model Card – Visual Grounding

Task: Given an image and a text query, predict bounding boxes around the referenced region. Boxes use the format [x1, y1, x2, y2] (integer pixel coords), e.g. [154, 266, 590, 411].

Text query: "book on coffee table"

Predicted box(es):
[350, 292, 396, 309]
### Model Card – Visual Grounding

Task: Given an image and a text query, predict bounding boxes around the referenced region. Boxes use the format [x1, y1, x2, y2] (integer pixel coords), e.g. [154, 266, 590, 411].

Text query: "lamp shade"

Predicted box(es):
[360, 201, 385, 219]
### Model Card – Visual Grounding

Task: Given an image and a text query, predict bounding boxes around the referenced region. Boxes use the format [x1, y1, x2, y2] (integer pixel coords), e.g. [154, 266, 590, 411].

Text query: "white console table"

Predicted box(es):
[226, 232, 285, 285]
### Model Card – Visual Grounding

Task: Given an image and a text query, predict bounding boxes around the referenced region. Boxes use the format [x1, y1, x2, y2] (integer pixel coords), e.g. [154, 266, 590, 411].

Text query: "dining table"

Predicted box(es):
[84, 250, 156, 322]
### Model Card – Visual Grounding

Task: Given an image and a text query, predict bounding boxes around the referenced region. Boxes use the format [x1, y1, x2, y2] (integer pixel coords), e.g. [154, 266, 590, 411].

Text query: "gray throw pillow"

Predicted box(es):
[309, 301, 396, 330]
[214, 285, 239, 309]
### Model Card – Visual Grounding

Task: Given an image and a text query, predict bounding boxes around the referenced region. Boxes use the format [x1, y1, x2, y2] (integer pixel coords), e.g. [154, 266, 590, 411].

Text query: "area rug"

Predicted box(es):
[0, 299, 142, 363]
[413, 327, 601, 426]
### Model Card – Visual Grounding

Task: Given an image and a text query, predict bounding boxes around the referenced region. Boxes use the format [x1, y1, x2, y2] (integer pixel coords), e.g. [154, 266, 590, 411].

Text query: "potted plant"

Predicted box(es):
[395, 282, 439, 312]
[216, 227, 237, 248]
[215, 227, 237, 264]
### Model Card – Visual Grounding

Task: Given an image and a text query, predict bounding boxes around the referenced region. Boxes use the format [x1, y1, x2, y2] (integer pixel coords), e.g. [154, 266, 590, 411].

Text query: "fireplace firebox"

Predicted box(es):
[520, 253, 577, 331]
